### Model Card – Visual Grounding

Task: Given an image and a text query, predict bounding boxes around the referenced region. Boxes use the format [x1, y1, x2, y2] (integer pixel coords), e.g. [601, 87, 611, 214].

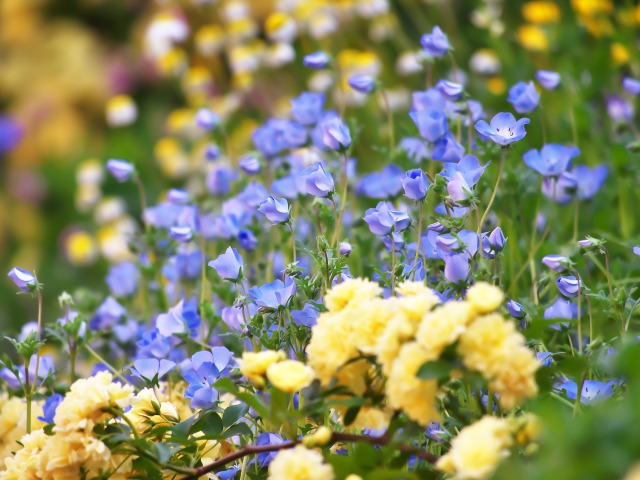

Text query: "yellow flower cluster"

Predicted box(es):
[240, 350, 315, 393]
[307, 279, 539, 427]
[437, 416, 513, 480]
[0, 395, 45, 469]
[126, 388, 180, 434]
[268, 445, 335, 480]
[239, 350, 286, 388]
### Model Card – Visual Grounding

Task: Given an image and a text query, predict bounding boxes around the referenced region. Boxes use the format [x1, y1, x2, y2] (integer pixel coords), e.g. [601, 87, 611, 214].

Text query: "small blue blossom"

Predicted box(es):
[535, 70, 561, 90]
[38, 393, 64, 424]
[169, 226, 193, 243]
[475, 112, 530, 146]
[106, 262, 140, 297]
[420, 26, 450, 57]
[541, 254, 570, 272]
[399, 137, 430, 163]
[409, 109, 448, 142]
[195, 108, 220, 130]
[557, 276, 581, 298]
[321, 116, 351, 151]
[356, 165, 404, 199]
[167, 188, 189, 204]
[303, 51, 330, 69]
[523, 144, 580, 177]
[556, 379, 620, 405]
[606, 94, 633, 122]
[90, 296, 126, 330]
[239, 155, 261, 175]
[291, 303, 320, 327]
[432, 132, 465, 163]
[127, 358, 176, 383]
[301, 162, 335, 197]
[401, 169, 430, 201]
[238, 229, 258, 251]
[435, 79, 464, 101]
[209, 247, 244, 282]
[248, 277, 297, 310]
[106, 159, 135, 182]
[507, 300, 525, 318]
[0, 116, 23, 153]
[184, 347, 235, 409]
[290, 92, 325, 126]
[623, 77, 640, 95]
[257, 195, 290, 224]
[507, 81, 540, 113]
[7, 267, 36, 292]
[348, 74, 376, 94]
[363, 201, 411, 236]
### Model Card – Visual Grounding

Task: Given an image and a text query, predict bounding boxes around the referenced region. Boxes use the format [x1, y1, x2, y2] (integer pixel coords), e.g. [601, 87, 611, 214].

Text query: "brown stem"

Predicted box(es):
[178, 432, 438, 479]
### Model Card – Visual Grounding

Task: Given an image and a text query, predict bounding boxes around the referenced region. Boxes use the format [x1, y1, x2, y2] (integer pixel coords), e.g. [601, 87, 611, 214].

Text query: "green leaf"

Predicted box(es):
[222, 402, 249, 427]
[223, 422, 252, 438]
[343, 405, 362, 426]
[416, 360, 456, 382]
[201, 412, 223, 436]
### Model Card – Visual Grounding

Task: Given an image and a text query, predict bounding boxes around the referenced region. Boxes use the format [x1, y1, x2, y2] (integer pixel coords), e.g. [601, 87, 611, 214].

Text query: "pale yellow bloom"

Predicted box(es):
[303, 426, 333, 448]
[1, 429, 48, 479]
[267, 360, 315, 393]
[307, 311, 358, 385]
[324, 278, 382, 313]
[466, 282, 504, 314]
[522, 2, 561, 23]
[415, 301, 474, 358]
[239, 350, 286, 388]
[517, 25, 548, 51]
[268, 445, 335, 480]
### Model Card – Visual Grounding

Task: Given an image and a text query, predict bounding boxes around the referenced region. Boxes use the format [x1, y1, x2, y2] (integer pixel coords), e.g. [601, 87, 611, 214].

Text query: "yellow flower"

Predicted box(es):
[437, 416, 513, 480]
[466, 282, 504, 314]
[324, 278, 382, 313]
[126, 388, 179, 433]
[0, 397, 45, 469]
[489, 346, 539, 409]
[239, 350, 286, 388]
[268, 445, 335, 480]
[386, 342, 441, 426]
[571, 0, 612, 16]
[513, 413, 541, 446]
[195, 25, 225, 56]
[303, 425, 333, 448]
[2, 429, 48, 479]
[487, 76, 507, 96]
[374, 314, 415, 375]
[267, 360, 315, 393]
[522, 2, 561, 23]
[65, 229, 98, 266]
[351, 297, 399, 354]
[396, 281, 440, 322]
[265, 12, 297, 43]
[415, 301, 473, 358]
[105, 94, 137, 127]
[36, 430, 112, 479]
[348, 406, 392, 432]
[612, 43, 630, 66]
[54, 371, 134, 433]
[624, 462, 640, 480]
[517, 25, 548, 51]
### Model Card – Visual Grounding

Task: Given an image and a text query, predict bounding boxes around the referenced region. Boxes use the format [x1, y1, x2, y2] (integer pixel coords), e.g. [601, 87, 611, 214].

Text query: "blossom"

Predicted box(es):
[169, 226, 193, 243]
[542, 254, 569, 272]
[507, 81, 540, 113]
[523, 144, 579, 176]
[239, 155, 261, 175]
[320, 116, 351, 150]
[0, 116, 23, 154]
[290, 92, 325, 126]
[421, 26, 450, 57]
[356, 164, 404, 198]
[195, 108, 220, 130]
[557, 275, 581, 297]
[623, 77, 640, 95]
[303, 51, 330, 69]
[7, 267, 36, 292]
[209, 246, 244, 282]
[106, 262, 140, 297]
[415, 301, 473, 358]
[507, 300, 525, 318]
[237, 228, 257, 251]
[401, 169, 430, 201]
[127, 358, 176, 383]
[432, 132, 465, 162]
[248, 277, 297, 310]
[475, 112, 530, 146]
[38, 393, 64, 424]
[267, 360, 315, 392]
[268, 445, 335, 480]
[239, 350, 286, 388]
[488, 227, 506, 251]
[606, 94, 633, 122]
[467, 282, 505, 314]
[258, 195, 290, 224]
[301, 162, 335, 197]
[436, 79, 464, 101]
[555, 379, 620, 404]
[183, 347, 234, 408]
[106, 159, 135, 182]
[339, 242, 352, 256]
[535, 69, 561, 89]
[409, 109, 448, 142]
[364, 202, 411, 235]
[347, 74, 376, 93]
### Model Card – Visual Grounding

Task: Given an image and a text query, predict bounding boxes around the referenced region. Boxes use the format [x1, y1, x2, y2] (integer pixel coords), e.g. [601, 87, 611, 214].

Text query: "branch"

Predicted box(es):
[179, 432, 438, 479]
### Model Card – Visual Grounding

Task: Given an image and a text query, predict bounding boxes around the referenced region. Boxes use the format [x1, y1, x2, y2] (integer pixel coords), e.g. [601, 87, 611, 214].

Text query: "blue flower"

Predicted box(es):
[537, 352, 553, 367]
[412, 88, 446, 112]
[541, 172, 576, 205]
[557, 276, 581, 298]
[7, 267, 36, 292]
[399, 137, 430, 163]
[90, 296, 126, 330]
[441, 155, 489, 186]
[258, 195, 290, 224]
[443, 253, 470, 283]
[432, 132, 464, 163]
[435, 80, 464, 101]
[447, 171, 472, 203]
[127, 358, 176, 383]
[156, 299, 200, 337]
[364, 201, 411, 236]
[409, 109, 448, 142]
[167, 188, 189, 204]
[248, 277, 296, 310]
[488, 227, 506, 251]
[0, 354, 54, 390]
[0, 116, 23, 154]
[321, 116, 351, 151]
[347, 74, 376, 94]
[523, 144, 579, 177]
[536, 70, 560, 90]
[205, 144, 221, 161]
[301, 162, 335, 197]
[606, 94, 633, 122]
[402, 169, 430, 201]
[303, 51, 330, 69]
[106, 262, 140, 297]
[195, 108, 220, 130]
[573, 165, 607, 200]
[252, 119, 307, 157]
[544, 297, 577, 330]
[382, 231, 405, 252]
[207, 166, 238, 195]
[176, 251, 203, 280]
[356, 164, 404, 199]
[38, 393, 64, 424]
[541, 254, 569, 272]
[209, 247, 244, 282]
[339, 242, 352, 256]
[238, 229, 258, 251]
[623, 77, 640, 95]
[239, 155, 261, 175]
[291, 303, 320, 327]
[169, 226, 193, 243]
[106, 159, 135, 182]
[556, 379, 620, 405]
[507, 81, 540, 113]
[420, 26, 450, 57]
[507, 300, 525, 318]
[290, 92, 325, 126]
[475, 112, 530, 146]
[184, 347, 235, 409]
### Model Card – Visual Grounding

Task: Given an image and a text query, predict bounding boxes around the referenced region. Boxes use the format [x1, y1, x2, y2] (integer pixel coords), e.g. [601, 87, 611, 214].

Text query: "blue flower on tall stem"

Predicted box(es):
[401, 169, 430, 201]
[536, 70, 561, 90]
[432, 132, 464, 162]
[258, 195, 290, 224]
[420, 26, 450, 57]
[7, 267, 37, 292]
[301, 162, 335, 197]
[475, 112, 530, 146]
[507, 81, 540, 113]
[248, 277, 297, 310]
[523, 144, 579, 177]
[209, 247, 244, 282]
[290, 92, 325, 126]
[363, 202, 411, 236]
[409, 109, 448, 143]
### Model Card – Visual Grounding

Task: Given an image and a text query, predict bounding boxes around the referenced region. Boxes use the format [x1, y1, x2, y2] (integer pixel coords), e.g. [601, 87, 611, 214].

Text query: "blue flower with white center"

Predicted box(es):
[183, 347, 235, 409]
[441, 155, 489, 187]
[555, 379, 620, 405]
[156, 299, 201, 338]
[195, 108, 220, 131]
[475, 112, 530, 146]
[507, 81, 540, 113]
[321, 115, 351, 151]
[523, 144, 579, 177]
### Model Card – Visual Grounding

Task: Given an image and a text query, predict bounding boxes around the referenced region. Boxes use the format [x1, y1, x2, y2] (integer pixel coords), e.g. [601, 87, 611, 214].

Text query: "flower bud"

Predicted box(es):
[303, 426, 333, 447]
[557, 275, 581, 298]
[8, 267, 36, 292]
[106, 159, 135, 182]
[339, 242, 352, 256]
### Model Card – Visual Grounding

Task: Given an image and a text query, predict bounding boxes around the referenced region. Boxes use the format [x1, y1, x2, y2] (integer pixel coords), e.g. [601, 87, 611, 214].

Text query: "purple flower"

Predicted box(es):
[402, 169, 430, 201]
[106, 262, 140, 297]
[475, 112, 530, 146]
[364, 201, 411, 236]
[321, 116, 351, 151]
[436, 80, 464, 101]
[432, 132, 464, 163]
[156, 299, 201, 337]
[248, 277, 296, 310]
[255, 433, 286, 466]
[420, 26, 450, 57]
[239, 155, 261, 175]
[207, 166, 237, 195]
[541, 172, 576, 205]
[557, 275, 581, 298]
[348, 74, 376, 94]
[291, 303, 320, 327]
[441, 155, 489, 187]
[258, 195, 290, 224]
[252, 119, 307, 157]
[556, 379, 619, 405]
[544, 297, 577, 330]
[488, 227, 506, 251]
[238, 229, 258, 251]
[578, 238, 596, 248]
[356, 165, 404, 199]
[447, 172, 472, 203]
[443, 253, 469, 283]
[536, 70, 561, 90]
[507, 81, 540, 114]
[184, 347, 235, 409]
[209, 247, 244, 282]
[542, 254, 569, 272]
[399, 137, 430, 163]
[127, 358, 176, 383]
[169, 226, 193, 243]
[106, 159, 135, 182]
[301, 162, 335, 197]
[623, 77, 640, 95]
[290, 92, 325, 126]
[339, 242, 352, 256]
[221, 306, 245, 331]
[195, 108, 220, 130]
[606, 94, 633, 122]
[7, 267, 36, 292]
[507, 300, 525, 318]
[38, 393, 64, 424]
[0, 116, 23, 154]
[303, 51, 330, 69]
[205, 144, 221, 161]
[90, 296, 126, 330]
[409, 109, 448, 142]
[238, 182, 268, 208]
[428, 222, 446, 233]
[573, 165, 607, 200]
[382, 231, 405, 252]
[167, 188, 189, 204]
[523, 144, 579, 177]
[413, 88, 446, 112]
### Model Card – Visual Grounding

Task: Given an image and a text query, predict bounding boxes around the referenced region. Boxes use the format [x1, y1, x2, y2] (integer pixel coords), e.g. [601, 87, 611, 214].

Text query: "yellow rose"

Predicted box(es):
[266, 360, 315, 393]
[466, 282, 504, 314]
[239, 350, 286, 388]
[268, 445, 335, 480]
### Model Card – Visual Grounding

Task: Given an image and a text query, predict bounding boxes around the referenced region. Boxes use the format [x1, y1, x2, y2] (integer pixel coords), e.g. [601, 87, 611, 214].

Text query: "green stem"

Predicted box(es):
[411, 202, 424, 281]
[84, 344, 132, 385]
[331, 152, 350, 247]
[31, 290, 43, 396]
[289, 223, 297, 264]
[379, 89, 395, 156]
[134, 176, 148, 232]
[477, 148, 506, 234]
[391, 235, 396, 296]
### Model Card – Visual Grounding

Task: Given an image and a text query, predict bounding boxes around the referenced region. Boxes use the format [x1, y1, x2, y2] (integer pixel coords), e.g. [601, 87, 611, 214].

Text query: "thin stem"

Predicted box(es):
[477, 148, 506, 234]
[411, 202, 424, 281]
[289, 223, 297, 264]
[572, 196, 580, 243]
[331, 152, 350, 247]
[31, 290, 43, 396]
[379, 89, 395, 156]
[84, 344, 132, 385]
[391, 235, 396, 296]
[603, 248, 625, 334]
[539, 108, 547, 145]
[134, 176, 148, 231]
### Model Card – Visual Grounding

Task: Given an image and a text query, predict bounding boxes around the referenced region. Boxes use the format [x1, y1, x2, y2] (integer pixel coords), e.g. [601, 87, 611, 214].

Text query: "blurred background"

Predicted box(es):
[1, 0, 637, 331]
